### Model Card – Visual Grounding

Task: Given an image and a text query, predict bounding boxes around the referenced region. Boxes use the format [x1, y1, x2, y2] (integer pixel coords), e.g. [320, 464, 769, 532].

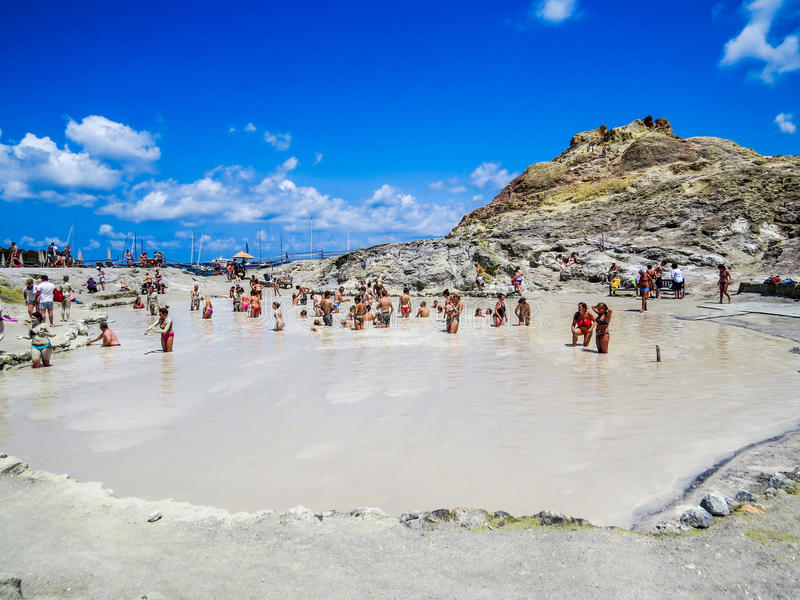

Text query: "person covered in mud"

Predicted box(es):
[25, 311, 56, 368]
[191, 284, 201, 311]
[272, 302, 285, 331]
[86, 322, 121, 347]
[515, 297, 531, 326]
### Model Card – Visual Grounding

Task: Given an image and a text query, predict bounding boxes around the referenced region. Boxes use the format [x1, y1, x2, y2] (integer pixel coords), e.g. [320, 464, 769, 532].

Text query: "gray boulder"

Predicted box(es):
[700, 494, 730, 517]
[680, 507, 715, 529]
[0, 574, 22, 600]
[735, 490, 756, 503]
[768, 473, 792, 490]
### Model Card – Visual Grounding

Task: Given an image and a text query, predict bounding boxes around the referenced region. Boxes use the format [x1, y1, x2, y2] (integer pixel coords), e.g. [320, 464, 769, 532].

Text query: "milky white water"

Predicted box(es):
[0, 292, 797, 526]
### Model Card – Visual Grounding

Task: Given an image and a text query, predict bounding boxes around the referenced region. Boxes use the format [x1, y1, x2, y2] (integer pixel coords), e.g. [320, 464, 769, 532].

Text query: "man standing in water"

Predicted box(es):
[354, 296, 367, 330]
[190, 284, 201, 311]
[378, 290, 393, 328]
[320, 291, 334, 326]
[86, 322, 121, 346]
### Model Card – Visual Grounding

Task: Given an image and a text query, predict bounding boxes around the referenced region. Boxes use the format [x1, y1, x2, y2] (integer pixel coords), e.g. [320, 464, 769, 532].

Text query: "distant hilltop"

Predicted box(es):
[280, 117, 800, 293]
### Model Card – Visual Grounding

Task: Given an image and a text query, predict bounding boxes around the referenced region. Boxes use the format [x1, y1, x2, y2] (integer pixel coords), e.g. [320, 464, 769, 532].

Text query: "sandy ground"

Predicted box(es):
[1, 265, 799, 598]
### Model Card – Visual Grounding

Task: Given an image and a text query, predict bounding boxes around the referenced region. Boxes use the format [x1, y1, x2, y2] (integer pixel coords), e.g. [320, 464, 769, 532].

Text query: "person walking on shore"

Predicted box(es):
[144, 306, 174, 352]
[59, 275, 73, 322]
[35, 275, 56, 326]
[718, 264, 732, 304]
[591, 303, 612, 354]
[23, 278, 38, 317]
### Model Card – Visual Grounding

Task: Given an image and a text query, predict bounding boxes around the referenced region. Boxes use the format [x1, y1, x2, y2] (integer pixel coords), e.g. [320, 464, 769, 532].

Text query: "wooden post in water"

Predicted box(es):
[656, 345, 662, 362]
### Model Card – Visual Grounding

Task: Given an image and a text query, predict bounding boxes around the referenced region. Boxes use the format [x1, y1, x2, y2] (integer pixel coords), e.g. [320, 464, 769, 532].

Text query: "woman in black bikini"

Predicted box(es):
[493, 293, 507, 328]
[591, 303, 612, 354]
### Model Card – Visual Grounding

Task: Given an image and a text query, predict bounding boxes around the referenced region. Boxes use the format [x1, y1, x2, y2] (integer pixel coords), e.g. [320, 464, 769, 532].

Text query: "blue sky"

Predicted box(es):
[1, 0, 799, 261]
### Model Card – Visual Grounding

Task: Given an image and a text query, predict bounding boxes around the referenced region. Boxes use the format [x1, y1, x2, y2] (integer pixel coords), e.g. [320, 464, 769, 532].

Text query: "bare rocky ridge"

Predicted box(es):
[283, 118, 800, 294]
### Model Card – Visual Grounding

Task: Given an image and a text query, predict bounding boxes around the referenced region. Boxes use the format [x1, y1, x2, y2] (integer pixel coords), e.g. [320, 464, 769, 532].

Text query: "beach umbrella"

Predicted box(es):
[77, 249, 84, 263]
[232, 251, 254, 259]
[107, 247, 112, 261]
[38, 250, 45, 265]
[1, 254, 5, 268]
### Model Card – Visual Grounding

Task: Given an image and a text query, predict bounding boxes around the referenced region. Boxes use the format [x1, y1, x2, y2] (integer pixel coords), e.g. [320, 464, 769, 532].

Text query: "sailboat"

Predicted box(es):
[77, 249, 84, 264]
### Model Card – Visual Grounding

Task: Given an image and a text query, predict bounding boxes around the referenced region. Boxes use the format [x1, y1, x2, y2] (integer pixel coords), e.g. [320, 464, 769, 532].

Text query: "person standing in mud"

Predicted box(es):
[378, 290, 393, 328]
[145, 306, 174, 352]
[654, 261, 667, 299]
[59, 275, 73, 322]
[146, 283, 159, 316]
[399, 288, 412, 319]
[354, 296, 367, 330]
[515, 297, 531, 326]
[447, 293, 463, 334]
[718, 264, 732, 304]
[591, 303, 612, 354]
[320, 291, 334, 326]
[295, 284, 309, 305]
[493, 293, 507, 328]
[190, 284, 201, 311]
[571, 302, 595, 347]
[638, 269, 653, 312]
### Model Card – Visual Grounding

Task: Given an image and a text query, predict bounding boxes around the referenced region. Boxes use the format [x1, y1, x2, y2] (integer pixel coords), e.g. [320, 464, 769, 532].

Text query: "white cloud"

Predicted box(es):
[470, 162, 516, 189]
[264, 131, 292, 150]
[98, 224, 133, 239]
[448, 185, 467, 194]
[86, 239, 100, 250]
[15, 235, 69, 248]
[244, 122, 257, 132]
[314, 152, 323, 165]
[97, 160, 461, 237]
[228, 126, 236, 133]
[145, 239, 180, 250]
[533, 0, 577, 23]
[66, 115, 160, 163]
[775, 112, 797, 133]
[198, 234, 238, 252]
[0, 133, 120, 202]
[427, 180, 445, 190]
[472, 194, 484, 201]
[721, 0, 800, 83]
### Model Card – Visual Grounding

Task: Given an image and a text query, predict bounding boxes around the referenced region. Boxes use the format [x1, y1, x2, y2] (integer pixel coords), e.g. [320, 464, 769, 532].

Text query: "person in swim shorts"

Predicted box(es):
[638, 269, 653, 312]
[378, 290, 393, 328]
[320, 291, 334, 326]
[144, 306, 174, 352]
[23, 278, 38, 317]
[416, 301, 429, 318]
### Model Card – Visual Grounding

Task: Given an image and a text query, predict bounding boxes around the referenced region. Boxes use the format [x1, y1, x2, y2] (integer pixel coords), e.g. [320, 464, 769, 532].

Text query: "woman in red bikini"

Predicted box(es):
[144, 306, 174, 352]
[571, 302, 595, 347]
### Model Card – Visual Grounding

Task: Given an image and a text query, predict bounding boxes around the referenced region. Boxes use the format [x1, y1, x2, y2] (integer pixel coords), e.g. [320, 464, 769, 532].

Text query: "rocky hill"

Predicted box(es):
[278, 118, 800, 294]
